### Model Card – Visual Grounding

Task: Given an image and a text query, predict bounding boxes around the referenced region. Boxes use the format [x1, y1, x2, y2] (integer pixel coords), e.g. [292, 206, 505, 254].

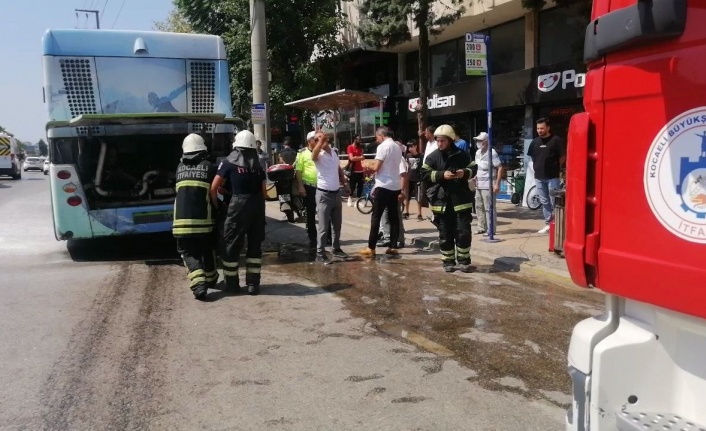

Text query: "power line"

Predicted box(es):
[111, 0, 126, 28]
[100, 0, 109, 21]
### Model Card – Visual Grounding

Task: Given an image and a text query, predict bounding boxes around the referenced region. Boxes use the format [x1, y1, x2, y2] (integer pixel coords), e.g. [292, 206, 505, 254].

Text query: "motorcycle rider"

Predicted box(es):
[173, 133, 218, 300]
[421, 125, 475, 273]
[210, 130, 267, 295]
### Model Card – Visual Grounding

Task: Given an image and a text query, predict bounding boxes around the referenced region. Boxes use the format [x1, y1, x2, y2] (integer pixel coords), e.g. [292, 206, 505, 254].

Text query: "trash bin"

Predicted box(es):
[550, 188, 566, 255]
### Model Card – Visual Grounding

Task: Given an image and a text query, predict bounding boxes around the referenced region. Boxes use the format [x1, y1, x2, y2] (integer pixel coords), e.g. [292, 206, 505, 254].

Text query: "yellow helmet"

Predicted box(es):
[433, 125, 457, 141]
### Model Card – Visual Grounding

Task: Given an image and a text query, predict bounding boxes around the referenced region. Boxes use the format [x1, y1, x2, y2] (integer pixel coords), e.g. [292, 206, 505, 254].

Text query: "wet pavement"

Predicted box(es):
[264, 239, 603, 407]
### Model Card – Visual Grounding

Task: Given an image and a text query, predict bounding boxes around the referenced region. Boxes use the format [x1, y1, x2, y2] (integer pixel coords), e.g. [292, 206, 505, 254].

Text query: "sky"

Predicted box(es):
[0, 0, 174, 144]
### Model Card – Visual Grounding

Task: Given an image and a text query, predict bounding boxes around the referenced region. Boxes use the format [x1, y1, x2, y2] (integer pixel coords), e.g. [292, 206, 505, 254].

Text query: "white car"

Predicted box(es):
[23, 157, 44, 172]
[43, 159, 49, 175]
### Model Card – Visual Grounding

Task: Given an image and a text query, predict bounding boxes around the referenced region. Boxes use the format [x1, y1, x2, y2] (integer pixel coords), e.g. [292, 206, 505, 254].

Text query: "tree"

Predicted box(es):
[171, 0, 346, 126]
[153, 6, 194, 33]
[355, 0, 465, 149]
[38, 139, 48, 157]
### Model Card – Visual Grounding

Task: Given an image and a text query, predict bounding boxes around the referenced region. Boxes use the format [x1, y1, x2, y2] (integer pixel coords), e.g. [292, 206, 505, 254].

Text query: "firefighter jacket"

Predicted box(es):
[173, 152, 216, 237]
[421, 145, 475, 214]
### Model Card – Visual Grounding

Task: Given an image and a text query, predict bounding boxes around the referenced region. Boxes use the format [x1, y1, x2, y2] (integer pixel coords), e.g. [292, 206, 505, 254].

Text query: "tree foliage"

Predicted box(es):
[172, 0, 347, 124]
[355, 0, 465, 143]
[37, 139, 48, 156]
[153, 7, 194, 33]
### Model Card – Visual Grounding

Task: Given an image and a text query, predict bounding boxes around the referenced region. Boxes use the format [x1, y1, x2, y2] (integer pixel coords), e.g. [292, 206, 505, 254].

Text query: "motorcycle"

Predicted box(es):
[266, 163, 306, 223]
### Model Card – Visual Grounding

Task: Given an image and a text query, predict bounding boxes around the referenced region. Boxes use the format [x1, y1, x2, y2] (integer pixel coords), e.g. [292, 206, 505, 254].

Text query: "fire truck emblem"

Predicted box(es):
[644, 107, 706, 243]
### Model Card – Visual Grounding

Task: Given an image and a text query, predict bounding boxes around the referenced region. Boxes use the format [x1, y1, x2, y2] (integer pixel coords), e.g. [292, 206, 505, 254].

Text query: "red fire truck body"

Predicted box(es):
[565, 1, 706, 430]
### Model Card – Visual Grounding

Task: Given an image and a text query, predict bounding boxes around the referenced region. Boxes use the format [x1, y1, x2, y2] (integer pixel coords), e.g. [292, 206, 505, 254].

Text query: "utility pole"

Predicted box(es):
[75, 9, 100, 29]
[250, 0, 270, 156]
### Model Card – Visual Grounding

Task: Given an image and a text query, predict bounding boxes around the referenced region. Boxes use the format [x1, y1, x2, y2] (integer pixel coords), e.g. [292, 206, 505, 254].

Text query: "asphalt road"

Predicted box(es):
[0, 173, 592, 430]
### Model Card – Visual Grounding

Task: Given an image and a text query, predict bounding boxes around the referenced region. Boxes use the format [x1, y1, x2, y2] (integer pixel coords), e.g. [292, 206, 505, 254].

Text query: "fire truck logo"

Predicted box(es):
[537, 73, 561, 93]
[644, 107, 706, 244]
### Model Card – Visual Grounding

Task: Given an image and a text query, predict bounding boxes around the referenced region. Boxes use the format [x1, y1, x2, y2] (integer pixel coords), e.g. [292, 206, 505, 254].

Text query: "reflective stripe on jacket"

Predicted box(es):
[173, 157, 216, 237]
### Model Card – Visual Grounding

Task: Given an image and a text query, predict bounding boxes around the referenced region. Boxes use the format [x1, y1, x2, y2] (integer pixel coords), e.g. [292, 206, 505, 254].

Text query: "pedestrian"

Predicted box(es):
[419, 126, 437, 211]
[210, 130, 267, 295]
[403, 140, 423, 221]
[472, 132, 503, 236]
[173, 133, 218, 300]
[311, 131, 348, 264]
[295, 131, 319, 249]
[421, 125, 475, 273]
[346, 134, 365, 207]
[527, 118, 566, 234]
[256, 140, 269, 171]
[360, 126, 404, 257]
[454, 133, 470, 154]
[278, 136, 297, 166]
[379, 157, 408, 248]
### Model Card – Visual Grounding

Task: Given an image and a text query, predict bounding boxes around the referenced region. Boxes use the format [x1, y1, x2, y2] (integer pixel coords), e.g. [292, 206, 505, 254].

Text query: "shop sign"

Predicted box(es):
[408, 94, 457, 112]
[465, 33, 487, 76]
[537, 69, 586, 93]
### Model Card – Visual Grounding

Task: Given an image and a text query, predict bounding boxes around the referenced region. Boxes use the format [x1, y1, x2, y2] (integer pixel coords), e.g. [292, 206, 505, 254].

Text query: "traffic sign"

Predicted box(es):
[251, 103, 266, 124]
[465, 33, 487, 76]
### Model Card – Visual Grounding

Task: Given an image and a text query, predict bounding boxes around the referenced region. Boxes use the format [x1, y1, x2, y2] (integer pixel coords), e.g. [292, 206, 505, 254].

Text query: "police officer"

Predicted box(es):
[421, 125, 475, 273]
[210, 130, 267, 295]
[173, 133, 218, 300]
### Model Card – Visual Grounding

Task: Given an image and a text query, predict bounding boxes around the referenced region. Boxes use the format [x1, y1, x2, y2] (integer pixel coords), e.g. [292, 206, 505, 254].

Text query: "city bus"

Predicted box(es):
[42, 29, 238, 240]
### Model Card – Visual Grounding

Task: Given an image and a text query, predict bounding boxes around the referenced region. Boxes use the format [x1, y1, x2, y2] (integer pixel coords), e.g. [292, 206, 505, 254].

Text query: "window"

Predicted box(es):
[430, 39, 459, 87]
[489, 19, 525, 75]
[539, 4, 591, 66]
[405, 50, 419, 84]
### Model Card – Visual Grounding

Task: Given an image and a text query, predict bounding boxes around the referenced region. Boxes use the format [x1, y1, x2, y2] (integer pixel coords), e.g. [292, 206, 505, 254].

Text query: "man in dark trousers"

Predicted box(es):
[421, 125, 475, 273]
[210, 130, 267, 295]
[527, 118, 566, 234]
[295, 131, 319, 249]
[173, 133, 218, 300]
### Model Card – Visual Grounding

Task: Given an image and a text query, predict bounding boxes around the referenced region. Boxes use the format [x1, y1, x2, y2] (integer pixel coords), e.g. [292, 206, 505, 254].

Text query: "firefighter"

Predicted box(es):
[173, 133, 219, 300]
[210, 130, 267, 295]
[421, 125, 475, 273]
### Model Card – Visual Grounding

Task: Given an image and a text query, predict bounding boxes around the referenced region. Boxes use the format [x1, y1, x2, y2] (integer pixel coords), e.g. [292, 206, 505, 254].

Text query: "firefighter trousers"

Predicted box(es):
[221, 195, 266, 288]
[176, 235, 218, 291]
[435, 207, 472, 267]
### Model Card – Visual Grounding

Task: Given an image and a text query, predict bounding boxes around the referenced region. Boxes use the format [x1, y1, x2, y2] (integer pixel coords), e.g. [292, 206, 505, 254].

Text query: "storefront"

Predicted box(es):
[393, 61, 585, 199]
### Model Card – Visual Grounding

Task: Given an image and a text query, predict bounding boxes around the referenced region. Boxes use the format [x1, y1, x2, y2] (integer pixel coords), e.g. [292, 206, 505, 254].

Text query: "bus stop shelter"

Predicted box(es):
[284, 89, 384, 148]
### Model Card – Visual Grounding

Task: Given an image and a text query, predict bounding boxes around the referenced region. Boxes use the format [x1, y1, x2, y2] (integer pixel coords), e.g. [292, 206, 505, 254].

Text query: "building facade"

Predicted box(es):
[334, 0, 591, 173]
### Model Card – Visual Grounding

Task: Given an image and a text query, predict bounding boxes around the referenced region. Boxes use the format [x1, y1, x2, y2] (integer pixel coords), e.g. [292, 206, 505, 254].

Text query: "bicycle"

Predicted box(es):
[507, 173, 542, 210]
[356, 171, 375, 215]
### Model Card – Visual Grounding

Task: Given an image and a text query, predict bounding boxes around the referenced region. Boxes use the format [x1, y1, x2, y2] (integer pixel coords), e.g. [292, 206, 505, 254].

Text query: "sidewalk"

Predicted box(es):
[265, 198, 571, 280]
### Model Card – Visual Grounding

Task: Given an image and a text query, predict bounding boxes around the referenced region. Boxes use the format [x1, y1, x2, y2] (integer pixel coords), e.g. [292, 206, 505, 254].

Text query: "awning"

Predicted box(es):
[284, 89, 383, 111]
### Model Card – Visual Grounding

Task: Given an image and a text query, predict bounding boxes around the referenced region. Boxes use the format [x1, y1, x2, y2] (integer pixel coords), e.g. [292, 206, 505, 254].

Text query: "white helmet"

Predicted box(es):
[182, 133, 207, 153]
[433, 125, 457, 141]
[233, 130, 257, 149]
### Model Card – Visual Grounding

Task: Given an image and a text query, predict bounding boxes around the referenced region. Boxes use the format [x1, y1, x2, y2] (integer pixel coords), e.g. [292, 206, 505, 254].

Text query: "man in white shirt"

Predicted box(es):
[420, 125, 437, 210]
[311, 131, 348, 264]
[379, 157, 408, 247]
[360, 126, 404, 257]
[472, 132, 504, 235]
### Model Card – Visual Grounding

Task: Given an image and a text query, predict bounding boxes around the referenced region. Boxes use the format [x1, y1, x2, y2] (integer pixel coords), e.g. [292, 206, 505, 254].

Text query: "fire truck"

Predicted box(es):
[564, 0, 705, 430]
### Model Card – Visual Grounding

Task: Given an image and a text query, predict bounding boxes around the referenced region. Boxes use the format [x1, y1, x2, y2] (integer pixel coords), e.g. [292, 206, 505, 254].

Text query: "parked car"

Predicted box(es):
[43, 159, 49, 175]
[23, 157, 43, 172]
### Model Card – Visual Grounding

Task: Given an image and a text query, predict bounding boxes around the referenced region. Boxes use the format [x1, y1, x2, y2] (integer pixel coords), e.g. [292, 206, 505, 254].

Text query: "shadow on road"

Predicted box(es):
[67, 233, 181, 264]
[204, 280, 353, 302]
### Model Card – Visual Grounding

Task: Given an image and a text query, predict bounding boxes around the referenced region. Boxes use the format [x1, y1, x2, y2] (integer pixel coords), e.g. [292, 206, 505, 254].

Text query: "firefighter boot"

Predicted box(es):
[192, 282, 208, 300]
[224, 277, 241, 294]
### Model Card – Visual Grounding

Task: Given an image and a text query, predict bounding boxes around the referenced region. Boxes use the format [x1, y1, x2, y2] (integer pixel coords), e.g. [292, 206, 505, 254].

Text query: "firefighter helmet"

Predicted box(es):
[433, 125, 457, 141]
[182, 133, 207, 153]
[233, 130, 257, 149]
